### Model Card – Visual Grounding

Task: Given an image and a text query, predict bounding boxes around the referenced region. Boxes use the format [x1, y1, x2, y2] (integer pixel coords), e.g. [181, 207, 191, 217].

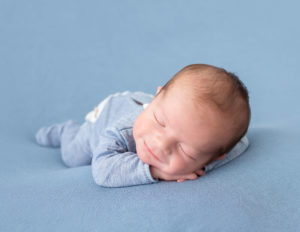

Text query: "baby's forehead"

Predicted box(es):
[156, 93, 222, 143]
[160, 85, 211, 114]
[158, 87, 236, 144]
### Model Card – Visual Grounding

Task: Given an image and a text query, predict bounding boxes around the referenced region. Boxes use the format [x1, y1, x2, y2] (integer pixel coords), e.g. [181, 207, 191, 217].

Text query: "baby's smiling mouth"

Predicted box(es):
[144, 140, 161, 162]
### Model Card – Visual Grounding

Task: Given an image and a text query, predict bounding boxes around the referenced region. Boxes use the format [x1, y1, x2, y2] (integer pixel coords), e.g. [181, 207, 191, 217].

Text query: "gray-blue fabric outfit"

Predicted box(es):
[36, 91, 250, 188]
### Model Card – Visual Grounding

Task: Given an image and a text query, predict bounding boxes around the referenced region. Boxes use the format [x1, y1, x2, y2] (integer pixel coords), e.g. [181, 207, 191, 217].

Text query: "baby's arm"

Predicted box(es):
[91, 126, 158, 188]
[204, 135, 250, 172]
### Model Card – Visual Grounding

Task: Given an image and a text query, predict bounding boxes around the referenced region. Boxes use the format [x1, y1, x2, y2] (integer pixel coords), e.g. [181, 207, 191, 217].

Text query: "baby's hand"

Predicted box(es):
[150, 166, 206, 183]
[177, 168, 206, 183]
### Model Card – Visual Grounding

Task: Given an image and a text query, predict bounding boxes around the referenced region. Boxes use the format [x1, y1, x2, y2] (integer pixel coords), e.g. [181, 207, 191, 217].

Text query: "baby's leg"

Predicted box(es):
[35, 121, 68, 148]
[60, 120, 92, 168]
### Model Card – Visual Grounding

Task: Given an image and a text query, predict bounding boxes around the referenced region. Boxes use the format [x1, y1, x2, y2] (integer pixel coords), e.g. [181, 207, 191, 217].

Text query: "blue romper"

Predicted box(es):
[38, 91, 250, 187]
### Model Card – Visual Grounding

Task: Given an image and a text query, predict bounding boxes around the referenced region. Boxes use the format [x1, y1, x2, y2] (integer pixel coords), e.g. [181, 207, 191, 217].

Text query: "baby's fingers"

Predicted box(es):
[187, 173, 198, 180]
[195, 170, 206, 176]
[177, 173, 198, 183]
[195, 168, 206, 176]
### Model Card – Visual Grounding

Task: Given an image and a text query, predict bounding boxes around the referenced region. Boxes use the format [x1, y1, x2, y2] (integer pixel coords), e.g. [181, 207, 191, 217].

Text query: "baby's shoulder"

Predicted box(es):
[129, 91, 154, 103]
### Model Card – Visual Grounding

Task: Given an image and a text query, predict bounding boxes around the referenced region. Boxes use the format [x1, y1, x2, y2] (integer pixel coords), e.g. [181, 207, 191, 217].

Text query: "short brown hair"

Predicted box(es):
[160, 64, 251, 155]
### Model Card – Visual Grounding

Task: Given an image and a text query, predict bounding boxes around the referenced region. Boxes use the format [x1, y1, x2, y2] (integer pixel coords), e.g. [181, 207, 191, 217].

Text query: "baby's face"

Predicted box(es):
[133, 85, 227, 176]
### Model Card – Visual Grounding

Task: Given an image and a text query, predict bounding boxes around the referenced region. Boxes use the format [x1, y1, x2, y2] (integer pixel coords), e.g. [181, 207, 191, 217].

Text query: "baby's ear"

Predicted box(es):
[156, 86, 163, 95]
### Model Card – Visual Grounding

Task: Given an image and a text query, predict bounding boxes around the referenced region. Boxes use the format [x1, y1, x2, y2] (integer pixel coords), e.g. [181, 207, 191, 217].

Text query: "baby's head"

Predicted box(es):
[133, 64, 251, 176]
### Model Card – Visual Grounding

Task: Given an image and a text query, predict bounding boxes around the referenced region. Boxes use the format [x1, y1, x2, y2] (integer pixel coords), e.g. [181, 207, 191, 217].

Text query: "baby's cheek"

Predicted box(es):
[166, 158, 189, 176]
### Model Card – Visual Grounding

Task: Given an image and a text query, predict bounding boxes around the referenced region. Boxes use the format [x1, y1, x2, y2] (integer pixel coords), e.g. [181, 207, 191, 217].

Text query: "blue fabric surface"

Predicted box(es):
[1, 0, 300, 231]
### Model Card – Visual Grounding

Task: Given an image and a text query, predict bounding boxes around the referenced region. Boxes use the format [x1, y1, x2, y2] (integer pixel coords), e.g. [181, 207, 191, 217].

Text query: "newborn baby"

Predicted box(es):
[35, 64, 251, 187]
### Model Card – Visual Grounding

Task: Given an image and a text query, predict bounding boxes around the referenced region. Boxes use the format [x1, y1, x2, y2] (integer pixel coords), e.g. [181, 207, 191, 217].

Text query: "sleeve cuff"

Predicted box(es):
[143, 163, 159, 183]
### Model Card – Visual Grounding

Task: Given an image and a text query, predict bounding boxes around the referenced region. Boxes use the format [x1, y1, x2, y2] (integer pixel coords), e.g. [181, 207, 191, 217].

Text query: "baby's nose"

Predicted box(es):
[153, 136, 172, 155]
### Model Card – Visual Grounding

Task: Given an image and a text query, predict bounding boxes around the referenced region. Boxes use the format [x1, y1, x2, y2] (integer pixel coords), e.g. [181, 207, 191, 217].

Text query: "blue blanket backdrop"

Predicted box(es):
[1, 0, 299, 231]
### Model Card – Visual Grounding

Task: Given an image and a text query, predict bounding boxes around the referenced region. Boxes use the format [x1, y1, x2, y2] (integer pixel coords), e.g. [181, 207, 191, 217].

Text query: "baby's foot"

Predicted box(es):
[35, 120, 73, 147]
